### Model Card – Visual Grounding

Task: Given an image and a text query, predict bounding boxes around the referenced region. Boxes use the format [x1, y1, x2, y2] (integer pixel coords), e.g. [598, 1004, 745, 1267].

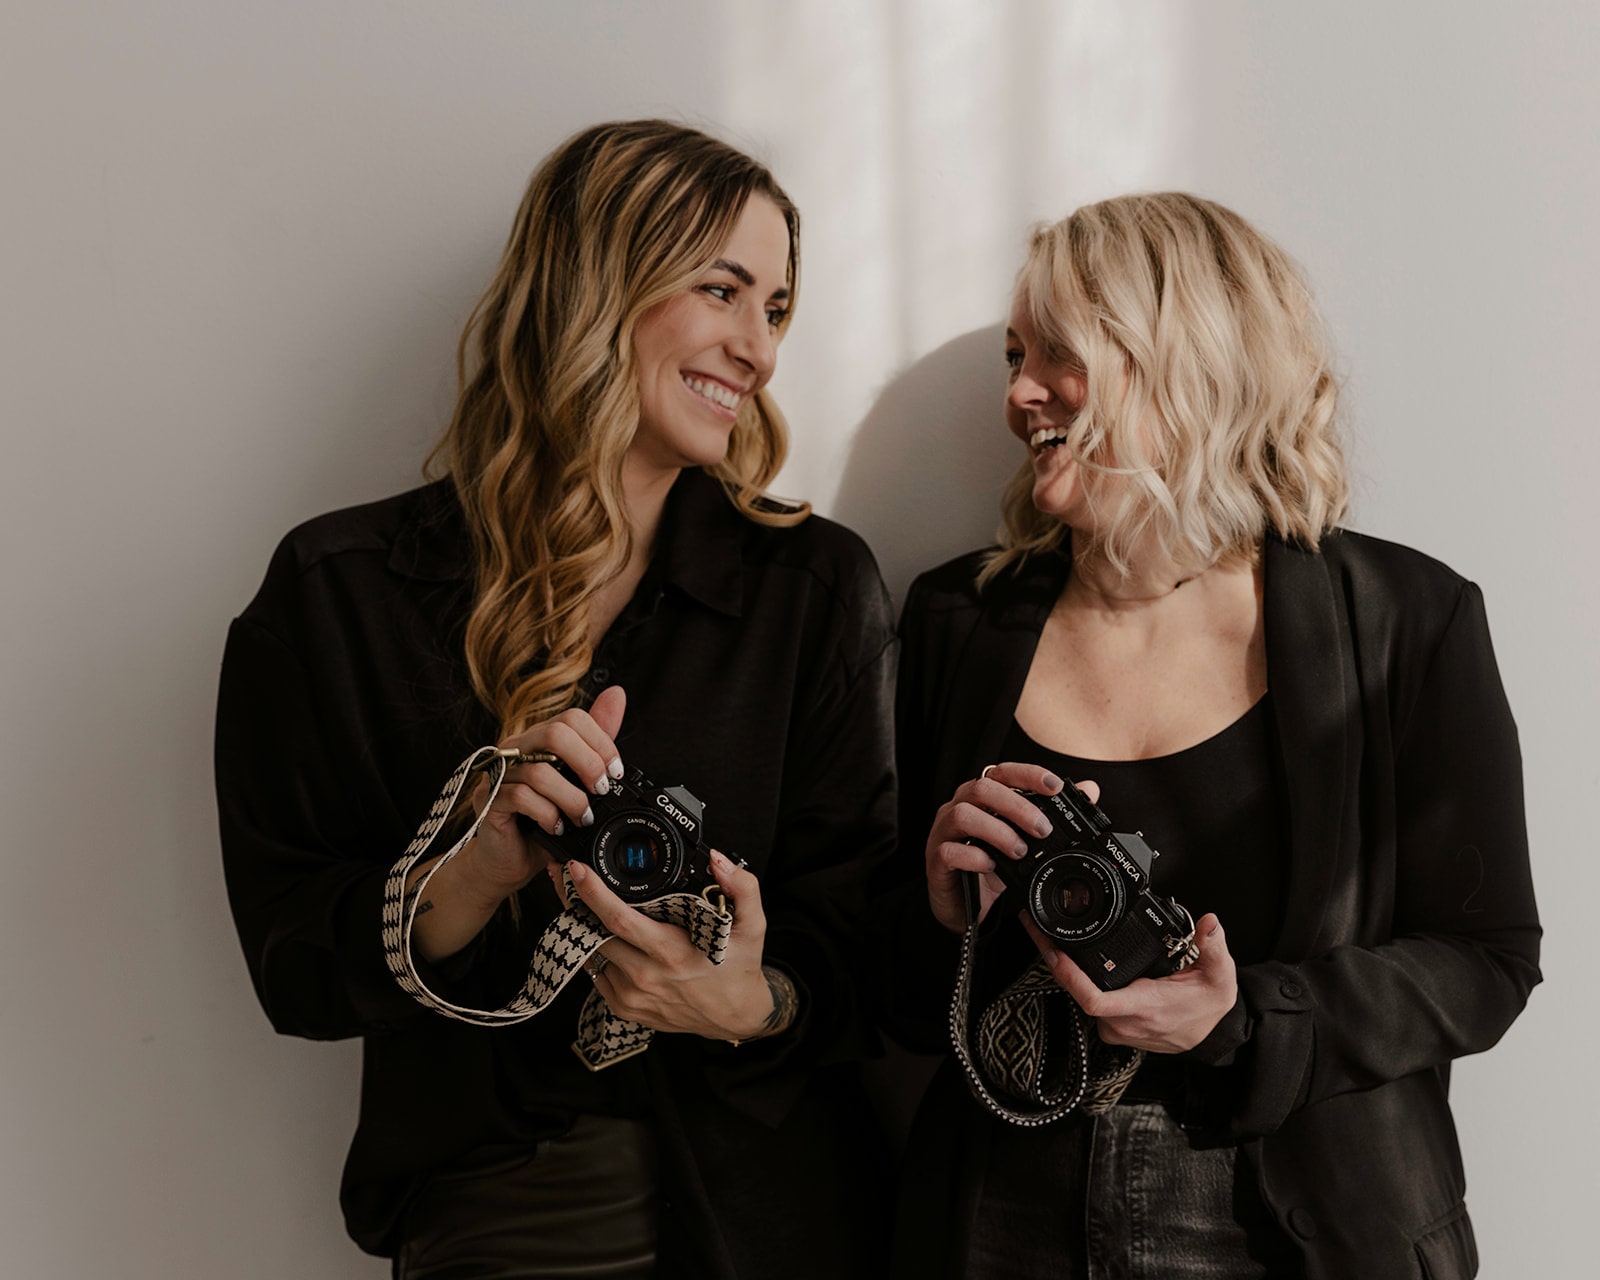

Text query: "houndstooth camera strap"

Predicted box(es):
[949, 889, 1198, 1126]
[380, 746, 734, 1070]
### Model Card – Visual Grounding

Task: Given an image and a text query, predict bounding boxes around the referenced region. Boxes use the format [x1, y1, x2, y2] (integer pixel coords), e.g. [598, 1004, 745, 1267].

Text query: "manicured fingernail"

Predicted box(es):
[552, 818, 565, 836]
[593, 775, 610, 795]
[1034, 817, 1053, 837]
[580, 806, 595, 828]
[570, 861, 587, 882]
[608, 757, 624, 780]
[1042, 772, 1064, 792]
[1012, 840, 1030, 859]
[710, 850, 731, 870]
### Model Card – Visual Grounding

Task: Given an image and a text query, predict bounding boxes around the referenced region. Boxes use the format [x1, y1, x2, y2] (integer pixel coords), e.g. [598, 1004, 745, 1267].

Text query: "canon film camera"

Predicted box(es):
[982, 780, 1196, 992]
[539, 764, 730, 906]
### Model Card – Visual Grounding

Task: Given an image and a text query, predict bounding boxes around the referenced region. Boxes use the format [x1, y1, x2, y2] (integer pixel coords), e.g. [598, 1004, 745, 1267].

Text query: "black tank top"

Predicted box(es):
[998, 695, 1283, 965]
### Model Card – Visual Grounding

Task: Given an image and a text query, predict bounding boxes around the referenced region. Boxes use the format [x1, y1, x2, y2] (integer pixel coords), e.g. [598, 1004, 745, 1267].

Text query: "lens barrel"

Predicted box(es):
[1029, 850, 1126, 942]
[592, 811, 683, 899]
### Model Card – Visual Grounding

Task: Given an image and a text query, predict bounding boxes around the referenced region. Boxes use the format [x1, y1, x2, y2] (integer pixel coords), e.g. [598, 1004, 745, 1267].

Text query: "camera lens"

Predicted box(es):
[1029, 850, 1125, 942]
[593, 812, 682, 901]
[618, 835, 662, 876]
[1054, 875, 1098, 919]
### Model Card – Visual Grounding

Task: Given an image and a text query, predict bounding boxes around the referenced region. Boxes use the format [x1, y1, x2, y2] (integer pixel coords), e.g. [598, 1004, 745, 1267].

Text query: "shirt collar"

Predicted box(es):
[389, 468, 746, 617]
[652, 468, 745, 617]
[387, 480, 470, 582]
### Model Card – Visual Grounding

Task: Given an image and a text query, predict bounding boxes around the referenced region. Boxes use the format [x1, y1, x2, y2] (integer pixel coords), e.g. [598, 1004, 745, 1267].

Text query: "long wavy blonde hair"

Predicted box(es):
[428, 121, 806, 736]
[984, 192, 1347, 585]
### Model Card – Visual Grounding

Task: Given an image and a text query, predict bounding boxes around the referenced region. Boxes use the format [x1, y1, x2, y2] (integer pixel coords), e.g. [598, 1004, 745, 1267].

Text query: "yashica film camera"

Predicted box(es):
[983, 780, 1196, 992]
[539, 764, 728, 906]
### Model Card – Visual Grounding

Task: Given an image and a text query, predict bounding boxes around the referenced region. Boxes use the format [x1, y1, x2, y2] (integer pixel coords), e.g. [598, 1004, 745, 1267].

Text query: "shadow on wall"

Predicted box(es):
[834, 323, 1022, 1152]
[832, 323, 1021, 608]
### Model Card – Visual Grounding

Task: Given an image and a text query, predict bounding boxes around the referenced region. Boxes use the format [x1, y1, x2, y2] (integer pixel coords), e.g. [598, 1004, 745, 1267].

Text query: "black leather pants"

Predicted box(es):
[394, 1116, 658, 1279]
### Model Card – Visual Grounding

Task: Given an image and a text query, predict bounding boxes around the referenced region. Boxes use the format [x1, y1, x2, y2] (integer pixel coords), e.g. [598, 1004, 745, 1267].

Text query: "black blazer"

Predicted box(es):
[885, 531, 1541, 1280]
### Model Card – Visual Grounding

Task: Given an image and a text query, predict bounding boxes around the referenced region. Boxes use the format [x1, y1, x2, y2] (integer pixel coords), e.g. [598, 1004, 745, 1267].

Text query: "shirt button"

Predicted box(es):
[590, 666, 611, 685]
[1287, 1207, 1318, 1239]
[1280, 979, 1304, 1000]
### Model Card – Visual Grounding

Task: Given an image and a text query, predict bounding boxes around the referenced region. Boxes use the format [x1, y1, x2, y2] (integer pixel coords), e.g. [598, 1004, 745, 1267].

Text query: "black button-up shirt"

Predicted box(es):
[215, 467, 897, 1265]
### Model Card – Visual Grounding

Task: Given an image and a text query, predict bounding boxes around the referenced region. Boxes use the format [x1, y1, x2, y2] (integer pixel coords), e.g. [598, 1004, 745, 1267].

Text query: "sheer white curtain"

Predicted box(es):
[720, 0, 1189, 558]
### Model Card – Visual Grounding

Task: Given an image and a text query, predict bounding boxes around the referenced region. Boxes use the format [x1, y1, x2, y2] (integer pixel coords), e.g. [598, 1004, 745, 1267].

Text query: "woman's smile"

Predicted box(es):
[680, 371, 745, 416]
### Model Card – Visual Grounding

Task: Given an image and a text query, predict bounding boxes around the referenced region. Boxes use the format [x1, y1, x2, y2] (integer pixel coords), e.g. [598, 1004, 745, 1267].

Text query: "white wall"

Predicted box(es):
[2, 2, 1591, 1275]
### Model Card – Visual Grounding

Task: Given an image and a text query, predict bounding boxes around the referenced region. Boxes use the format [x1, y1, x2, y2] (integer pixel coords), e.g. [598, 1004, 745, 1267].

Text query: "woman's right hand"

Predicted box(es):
[924, 763, 1099, 933]
[409, 685, 627, 962]
[457, 684, 629, 904]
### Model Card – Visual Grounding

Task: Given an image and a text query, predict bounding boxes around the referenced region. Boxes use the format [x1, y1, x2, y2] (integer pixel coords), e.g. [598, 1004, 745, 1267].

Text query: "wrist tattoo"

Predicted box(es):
[414, 899, 435, 918]
[759, 965, 799, 1036]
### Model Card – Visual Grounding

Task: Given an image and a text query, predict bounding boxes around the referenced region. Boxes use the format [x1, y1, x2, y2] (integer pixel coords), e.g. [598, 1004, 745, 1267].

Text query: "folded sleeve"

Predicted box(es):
[215, 613, 449, 1038]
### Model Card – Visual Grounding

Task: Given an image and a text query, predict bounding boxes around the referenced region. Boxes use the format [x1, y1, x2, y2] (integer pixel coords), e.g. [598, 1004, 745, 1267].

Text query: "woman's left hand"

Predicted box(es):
[563, 850, 779, 1042]
[1021, 911, 1238, 1054]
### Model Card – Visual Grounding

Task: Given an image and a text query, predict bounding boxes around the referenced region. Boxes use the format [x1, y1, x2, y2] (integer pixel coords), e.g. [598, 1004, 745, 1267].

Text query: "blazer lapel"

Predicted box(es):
[1264, 536, 1359, 960]
[936, 552, 1069, 789]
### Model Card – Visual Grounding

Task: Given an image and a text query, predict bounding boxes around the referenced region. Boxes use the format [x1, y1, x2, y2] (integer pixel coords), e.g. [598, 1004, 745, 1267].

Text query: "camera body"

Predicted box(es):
[539, 764, 725, 906]
[983, 781, 1194, 992]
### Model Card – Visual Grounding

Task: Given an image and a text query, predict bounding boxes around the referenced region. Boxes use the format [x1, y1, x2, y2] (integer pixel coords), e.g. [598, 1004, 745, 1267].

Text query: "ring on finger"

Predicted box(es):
[585, 952, 611, 980]
[980, 763, 1000, 780]
[502, 749, 559, 767]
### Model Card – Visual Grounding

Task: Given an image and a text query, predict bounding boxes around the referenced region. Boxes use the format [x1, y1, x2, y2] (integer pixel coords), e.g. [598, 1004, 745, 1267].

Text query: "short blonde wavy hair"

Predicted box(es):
[428, 120, 806, 736]
[985, 192, 1347, 583]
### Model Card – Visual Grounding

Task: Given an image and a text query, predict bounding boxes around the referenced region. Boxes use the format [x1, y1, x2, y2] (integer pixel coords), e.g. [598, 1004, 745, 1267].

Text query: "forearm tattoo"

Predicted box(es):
[759, 964, 799, 1036]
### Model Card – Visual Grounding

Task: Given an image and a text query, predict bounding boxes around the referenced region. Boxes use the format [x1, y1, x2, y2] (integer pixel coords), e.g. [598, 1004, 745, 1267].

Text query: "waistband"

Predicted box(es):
[1116, 1056, 1231, 1135]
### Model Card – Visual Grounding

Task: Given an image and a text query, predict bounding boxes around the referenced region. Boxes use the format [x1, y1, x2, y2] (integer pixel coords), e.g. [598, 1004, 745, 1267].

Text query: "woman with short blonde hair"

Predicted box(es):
[887, 192, 1539, 1278]
[988, 192, 1346, 582]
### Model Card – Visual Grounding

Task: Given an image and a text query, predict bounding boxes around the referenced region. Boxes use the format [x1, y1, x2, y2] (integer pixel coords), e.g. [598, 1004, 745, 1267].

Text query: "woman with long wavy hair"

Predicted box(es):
[216, 120, 896, 1279]
[883, 193, 1539, 1278]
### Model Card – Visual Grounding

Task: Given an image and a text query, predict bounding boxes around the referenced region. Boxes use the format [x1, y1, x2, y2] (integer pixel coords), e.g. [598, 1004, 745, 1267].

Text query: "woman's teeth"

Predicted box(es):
[683, 376, 740, 411]
[1030, 426, 1069, 452]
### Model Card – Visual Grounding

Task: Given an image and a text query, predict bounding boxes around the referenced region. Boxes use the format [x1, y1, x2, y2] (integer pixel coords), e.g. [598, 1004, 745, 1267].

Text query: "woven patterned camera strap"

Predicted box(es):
[380, 746, 734, 1070]
[948, 922, 1144, 1127]
[950, 888, 1200, 1129]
